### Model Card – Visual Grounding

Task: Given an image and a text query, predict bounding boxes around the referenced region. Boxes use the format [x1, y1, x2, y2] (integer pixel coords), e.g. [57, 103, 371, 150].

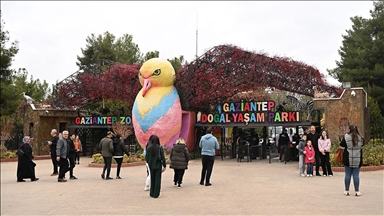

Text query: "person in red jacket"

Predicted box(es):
[304, 140, 315, 177]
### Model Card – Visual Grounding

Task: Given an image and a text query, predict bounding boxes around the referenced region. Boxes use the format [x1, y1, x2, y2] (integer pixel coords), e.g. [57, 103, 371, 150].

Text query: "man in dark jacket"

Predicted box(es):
[278, 128, 290, 163]
[307, 125, 321, 176]
[99, 131, 114, 180]
[48, 129, 59, 176]
[68, 134, 77, 180]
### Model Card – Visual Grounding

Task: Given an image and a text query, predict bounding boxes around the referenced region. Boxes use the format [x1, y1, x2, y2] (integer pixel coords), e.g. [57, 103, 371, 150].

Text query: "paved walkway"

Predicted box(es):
[1, 157, 383, 215]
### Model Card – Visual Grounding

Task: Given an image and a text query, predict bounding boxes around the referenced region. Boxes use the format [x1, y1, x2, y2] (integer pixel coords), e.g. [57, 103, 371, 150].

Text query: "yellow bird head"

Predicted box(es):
[138, 58, 175, 97]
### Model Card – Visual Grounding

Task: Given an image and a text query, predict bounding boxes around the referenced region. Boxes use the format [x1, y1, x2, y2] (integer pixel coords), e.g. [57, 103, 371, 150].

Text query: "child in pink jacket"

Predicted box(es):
[304, 140, 315, 177]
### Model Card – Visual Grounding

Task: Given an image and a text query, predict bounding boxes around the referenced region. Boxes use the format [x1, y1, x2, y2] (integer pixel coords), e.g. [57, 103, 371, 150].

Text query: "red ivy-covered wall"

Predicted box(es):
[175, 44, 342, 112]
[53, 44, 342, 112]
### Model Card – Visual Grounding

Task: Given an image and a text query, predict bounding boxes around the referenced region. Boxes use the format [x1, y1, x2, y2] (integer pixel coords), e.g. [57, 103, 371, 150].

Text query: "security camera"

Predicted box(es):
[351, 90, 356, 97]
[45, 110, 49, 114]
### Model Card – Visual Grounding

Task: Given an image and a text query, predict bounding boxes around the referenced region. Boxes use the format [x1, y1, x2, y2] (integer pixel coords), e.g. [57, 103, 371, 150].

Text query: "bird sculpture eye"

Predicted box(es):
[153, 69, 161, 76]
[139, 72, 142, 76]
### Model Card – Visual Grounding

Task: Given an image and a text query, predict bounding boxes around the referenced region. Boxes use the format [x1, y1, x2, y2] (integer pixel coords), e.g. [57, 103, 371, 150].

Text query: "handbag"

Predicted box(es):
[16, 149, 25, 157]
[335, 147, 344, 164]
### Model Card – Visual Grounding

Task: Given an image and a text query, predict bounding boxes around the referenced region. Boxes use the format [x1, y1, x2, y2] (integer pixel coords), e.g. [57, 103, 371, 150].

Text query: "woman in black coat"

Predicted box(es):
[170, 138, 190, 188]
[17, 136, 39, 182]
[113, 134, 130, 179]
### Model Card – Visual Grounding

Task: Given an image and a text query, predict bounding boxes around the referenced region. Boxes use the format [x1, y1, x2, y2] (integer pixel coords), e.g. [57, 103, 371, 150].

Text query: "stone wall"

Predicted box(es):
[23, 105, 78, 155]
[313, 88, 369, 143]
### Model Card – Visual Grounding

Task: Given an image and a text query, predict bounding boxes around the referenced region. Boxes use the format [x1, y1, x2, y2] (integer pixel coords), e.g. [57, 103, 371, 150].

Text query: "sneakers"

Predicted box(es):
[300, 174, 306, 177]
[355, 192, 362, 196]
[199, 182, 204, 185]
[58, 178, 67, 182]
[17, 179, 26, 182]
[329, 175, 333, 177]
[116, 176, 122, 179]
[323, 174, 327, 177]
[174, 182, 177, 187]
[144, 187, 150, 191]
[70, 176, 78, 180]
[106, 177, 113, 180]
[177, 184, 181, 189]
[310, 174, 313, 177]
[31, 178, 39, 181]
[343, 191, 350, 196]
[205, 183, 212, 186]
[101, 174, 105, 179]
[51, 173, 58, 176]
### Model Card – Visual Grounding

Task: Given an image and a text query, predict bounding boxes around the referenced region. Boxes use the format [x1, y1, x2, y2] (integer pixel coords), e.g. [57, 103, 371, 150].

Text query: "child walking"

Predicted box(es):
[304, 140, 315, 177]
[297, 134, 307, 177]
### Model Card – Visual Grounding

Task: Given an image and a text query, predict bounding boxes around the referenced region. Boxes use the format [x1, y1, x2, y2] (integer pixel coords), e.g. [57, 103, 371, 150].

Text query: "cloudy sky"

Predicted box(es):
[2, 1, 374, 88]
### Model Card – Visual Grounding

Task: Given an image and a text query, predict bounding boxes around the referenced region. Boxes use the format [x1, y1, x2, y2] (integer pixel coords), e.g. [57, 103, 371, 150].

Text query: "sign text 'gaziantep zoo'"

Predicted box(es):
[197, 101, 301, 125]
[75, 116, 132, 125]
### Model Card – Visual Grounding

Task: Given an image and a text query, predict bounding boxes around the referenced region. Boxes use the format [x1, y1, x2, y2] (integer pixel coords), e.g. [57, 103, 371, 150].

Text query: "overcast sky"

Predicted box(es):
[1, 1, 374, 88]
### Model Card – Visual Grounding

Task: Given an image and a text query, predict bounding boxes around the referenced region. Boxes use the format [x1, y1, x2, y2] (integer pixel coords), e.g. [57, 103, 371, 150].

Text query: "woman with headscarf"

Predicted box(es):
[17, 136, 39, 182]
[340, 125, 364, 196]
[145, 135, 166, 198]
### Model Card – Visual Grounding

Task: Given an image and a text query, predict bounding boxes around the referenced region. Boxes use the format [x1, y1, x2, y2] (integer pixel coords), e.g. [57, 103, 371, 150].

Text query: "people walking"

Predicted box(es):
[56, 131, 70, 182]
[17, 136, 39, 182]
[318, 130, 333, 176]
[113, 133, 130, 179]
[74, 135, 82, 164]
[68, 134, 77, 180]
[145, 135, 166, 198]
[99, 131, 114, 180]
[278, 128, 290, 163]
[199, 128, 220, 186]
[47, 129, 59, 176]
[340, 125, 364, 196]
[143, 137, 153, 191]
[170, 138, 190, 188]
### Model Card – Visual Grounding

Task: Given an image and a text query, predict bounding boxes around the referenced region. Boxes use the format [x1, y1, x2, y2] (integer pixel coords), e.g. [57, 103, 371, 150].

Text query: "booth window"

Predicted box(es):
[29, 123, 34, 137]
[59, 122, 67, 133]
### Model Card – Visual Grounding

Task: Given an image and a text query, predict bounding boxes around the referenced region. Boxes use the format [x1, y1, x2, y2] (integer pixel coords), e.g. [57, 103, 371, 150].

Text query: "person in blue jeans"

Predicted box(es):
[340, 125, 364, 196]
[199, 128, 220, 186]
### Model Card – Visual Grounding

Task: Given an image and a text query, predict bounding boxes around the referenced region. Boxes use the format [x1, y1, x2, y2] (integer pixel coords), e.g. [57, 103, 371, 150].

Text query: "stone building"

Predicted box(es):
[313, 87, 369, 142]
[22, 104, 77, 155]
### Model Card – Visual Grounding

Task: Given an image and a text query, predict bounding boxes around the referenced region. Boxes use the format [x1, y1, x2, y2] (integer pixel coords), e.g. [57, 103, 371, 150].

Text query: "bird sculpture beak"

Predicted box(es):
[142, 78, 151, 97]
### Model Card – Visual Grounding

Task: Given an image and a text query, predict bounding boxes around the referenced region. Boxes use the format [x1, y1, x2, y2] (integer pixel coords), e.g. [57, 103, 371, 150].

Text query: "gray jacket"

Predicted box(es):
[99, 137, 114, 157]
[56, 138, 68, 158]
[341, 134, 364, 168]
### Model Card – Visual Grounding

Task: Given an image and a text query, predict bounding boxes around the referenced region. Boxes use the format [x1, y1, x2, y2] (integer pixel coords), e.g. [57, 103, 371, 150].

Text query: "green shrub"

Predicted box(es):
[0, 150, 18, 159]
[330, 140, 384, 167]
[92, 153, 141, 164]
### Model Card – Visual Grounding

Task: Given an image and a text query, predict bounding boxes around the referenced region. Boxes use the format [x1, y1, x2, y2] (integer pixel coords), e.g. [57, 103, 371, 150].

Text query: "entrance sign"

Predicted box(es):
[198, 101, 301, 125]
[75, 116, 132, 125]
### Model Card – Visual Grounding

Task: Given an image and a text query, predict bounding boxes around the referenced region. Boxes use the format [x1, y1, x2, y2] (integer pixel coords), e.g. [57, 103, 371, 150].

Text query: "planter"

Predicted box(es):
[315, 165, 384, 172]
[0, 155, 51, 162]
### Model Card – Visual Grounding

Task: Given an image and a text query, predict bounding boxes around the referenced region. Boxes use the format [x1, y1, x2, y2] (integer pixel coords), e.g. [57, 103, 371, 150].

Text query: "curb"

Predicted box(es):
[88, 161, 146, 168]
[0, 155, 51, 162]
[315, 165, 384, 172]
